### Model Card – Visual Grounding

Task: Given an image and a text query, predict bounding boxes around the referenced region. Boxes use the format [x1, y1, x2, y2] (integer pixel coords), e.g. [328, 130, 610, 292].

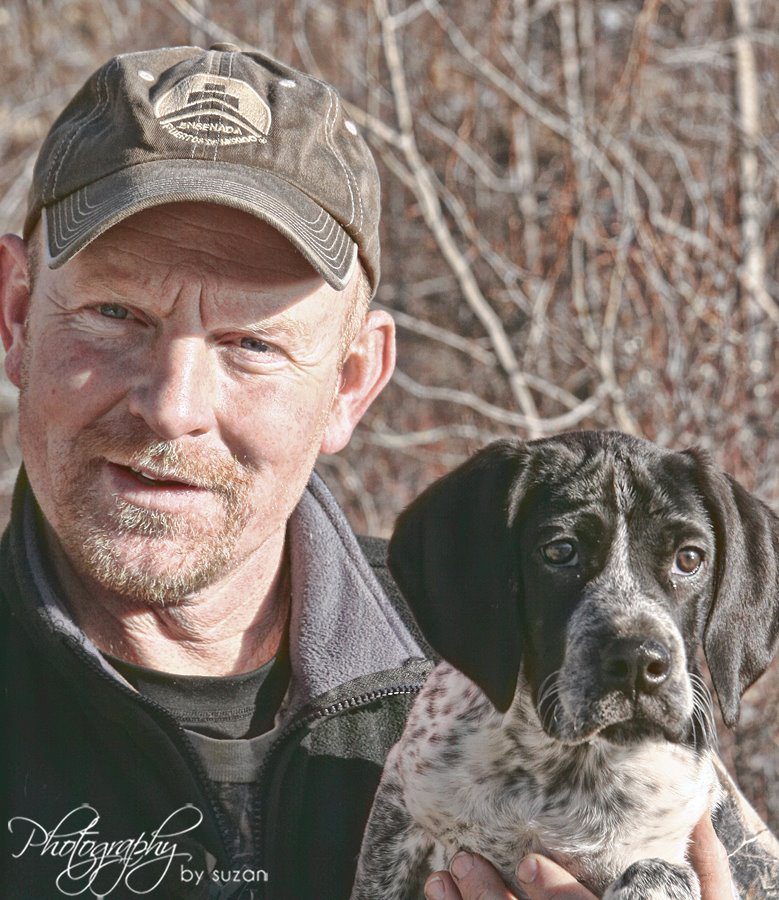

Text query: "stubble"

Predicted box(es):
[58, 421, 256, 607]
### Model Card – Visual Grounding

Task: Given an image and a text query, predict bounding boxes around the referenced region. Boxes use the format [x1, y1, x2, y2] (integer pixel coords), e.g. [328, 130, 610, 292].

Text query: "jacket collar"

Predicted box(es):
[283, 471, 424, 717]
[4, 467, 424, 719]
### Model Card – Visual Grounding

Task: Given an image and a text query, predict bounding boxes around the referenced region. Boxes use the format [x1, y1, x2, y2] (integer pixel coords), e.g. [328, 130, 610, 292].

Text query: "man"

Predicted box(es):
[0, 45, 768, 899]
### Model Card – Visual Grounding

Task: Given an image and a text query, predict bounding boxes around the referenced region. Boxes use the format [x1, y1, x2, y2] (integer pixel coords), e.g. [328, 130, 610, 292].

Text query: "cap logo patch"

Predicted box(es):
[154, 74, 271, 145]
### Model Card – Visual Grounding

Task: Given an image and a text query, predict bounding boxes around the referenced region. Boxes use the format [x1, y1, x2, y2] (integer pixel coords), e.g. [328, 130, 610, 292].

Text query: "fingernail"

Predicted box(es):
[451, 851, 474, 879]
[424, 875, 446, 899]
[516, 855, 538, 883]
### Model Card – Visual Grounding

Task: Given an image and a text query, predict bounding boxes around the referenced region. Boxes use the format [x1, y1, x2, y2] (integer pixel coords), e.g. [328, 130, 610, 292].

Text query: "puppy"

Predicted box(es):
[351, 431, 779, 899]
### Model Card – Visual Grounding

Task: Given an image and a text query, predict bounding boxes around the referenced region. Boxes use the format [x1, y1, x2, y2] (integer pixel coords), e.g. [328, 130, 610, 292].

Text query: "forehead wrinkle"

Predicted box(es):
[645, 493, 704, 521]
[67, 249, 323, 340]
[661, 520, 713, 544]
[71, 230, 321, 299]
[566, 507, 608, 530]
[194, 283, 318, 342]
[241, 311, 311, 341]
[66, 244, 167, 292]
[119, 210, 321, 284]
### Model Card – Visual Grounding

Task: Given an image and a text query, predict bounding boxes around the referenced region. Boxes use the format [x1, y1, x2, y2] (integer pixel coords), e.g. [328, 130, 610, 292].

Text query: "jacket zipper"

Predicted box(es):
[61, 634, 235, 869]
[252, 682, 426, 897]
[63, 633, 426, 890]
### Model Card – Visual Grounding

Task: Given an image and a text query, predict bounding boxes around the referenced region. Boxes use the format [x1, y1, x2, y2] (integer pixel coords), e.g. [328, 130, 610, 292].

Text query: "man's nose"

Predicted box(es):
[127, 337, 217, 439]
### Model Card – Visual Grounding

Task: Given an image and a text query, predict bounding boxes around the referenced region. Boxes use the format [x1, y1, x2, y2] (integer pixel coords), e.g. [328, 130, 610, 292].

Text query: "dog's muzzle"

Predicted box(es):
[599, 637, 672, 700]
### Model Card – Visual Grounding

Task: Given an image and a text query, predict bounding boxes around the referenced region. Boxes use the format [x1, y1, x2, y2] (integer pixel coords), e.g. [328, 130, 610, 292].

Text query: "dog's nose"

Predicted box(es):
[600, 638, 672, 697]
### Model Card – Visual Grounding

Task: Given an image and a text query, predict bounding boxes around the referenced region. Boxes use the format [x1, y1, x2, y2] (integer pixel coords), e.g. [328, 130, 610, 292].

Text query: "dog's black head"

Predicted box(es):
[388, 431, 779, 744]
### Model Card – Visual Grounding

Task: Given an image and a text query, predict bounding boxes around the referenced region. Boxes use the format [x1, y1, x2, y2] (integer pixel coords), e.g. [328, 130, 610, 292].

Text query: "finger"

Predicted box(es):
[688, 813, 736, 899]
[424, 869, 461, 900]
[444, 851, 517, 899]
[515, 855, 598, 899]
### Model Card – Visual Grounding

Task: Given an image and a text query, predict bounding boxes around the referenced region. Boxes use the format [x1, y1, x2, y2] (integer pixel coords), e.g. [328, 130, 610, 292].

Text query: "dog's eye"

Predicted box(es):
[541, 540, 578, 566]
[673, 546, 704, 576]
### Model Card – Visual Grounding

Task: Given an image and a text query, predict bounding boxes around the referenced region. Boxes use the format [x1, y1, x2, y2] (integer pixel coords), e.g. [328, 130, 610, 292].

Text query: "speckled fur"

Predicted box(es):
[352, 433, 779, 899]
[351, 663, 719, 899]
[351, 434, 751, 900]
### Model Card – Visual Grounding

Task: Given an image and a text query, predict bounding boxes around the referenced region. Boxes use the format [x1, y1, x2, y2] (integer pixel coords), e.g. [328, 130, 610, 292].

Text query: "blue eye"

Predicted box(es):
[239, 337, 272, 353]
[98, 304, 130, 319]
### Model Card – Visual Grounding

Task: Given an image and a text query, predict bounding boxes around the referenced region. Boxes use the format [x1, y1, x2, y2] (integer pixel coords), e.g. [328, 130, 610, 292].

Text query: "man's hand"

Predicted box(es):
[688, 812, 738, 899]
[423, 811, 734, 900]
[423, 850, 596, 899]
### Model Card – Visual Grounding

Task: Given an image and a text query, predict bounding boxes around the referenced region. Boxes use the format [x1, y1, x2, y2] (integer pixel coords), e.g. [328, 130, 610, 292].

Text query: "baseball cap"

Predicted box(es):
[24, 44, 381, 293]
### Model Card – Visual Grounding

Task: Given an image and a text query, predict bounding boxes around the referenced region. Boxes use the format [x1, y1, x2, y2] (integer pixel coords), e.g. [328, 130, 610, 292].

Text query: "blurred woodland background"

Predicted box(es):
[0, 0, 777, 836]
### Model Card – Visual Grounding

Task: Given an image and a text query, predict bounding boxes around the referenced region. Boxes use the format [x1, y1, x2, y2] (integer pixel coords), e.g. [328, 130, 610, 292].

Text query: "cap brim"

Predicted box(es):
[44, 159, 358, 291]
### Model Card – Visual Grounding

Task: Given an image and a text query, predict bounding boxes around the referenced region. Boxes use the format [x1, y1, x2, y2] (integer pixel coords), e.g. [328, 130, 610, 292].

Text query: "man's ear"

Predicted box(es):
[0, 233, 32, 388]
[319, 308, 395, 454]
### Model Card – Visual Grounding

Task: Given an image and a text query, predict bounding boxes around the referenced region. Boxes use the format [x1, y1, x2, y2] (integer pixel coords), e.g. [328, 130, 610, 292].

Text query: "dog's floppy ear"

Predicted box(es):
[388, 440, 531, 712]
[688, 449, 779, 727]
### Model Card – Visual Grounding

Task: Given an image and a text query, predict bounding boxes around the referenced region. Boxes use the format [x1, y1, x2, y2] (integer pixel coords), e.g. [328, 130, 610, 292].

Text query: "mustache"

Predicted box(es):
[75, 420, 252, 498]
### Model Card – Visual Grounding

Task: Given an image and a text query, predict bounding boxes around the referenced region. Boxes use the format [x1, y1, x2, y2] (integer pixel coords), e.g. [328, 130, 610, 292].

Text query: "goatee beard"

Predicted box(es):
[60, 421, 256, 607]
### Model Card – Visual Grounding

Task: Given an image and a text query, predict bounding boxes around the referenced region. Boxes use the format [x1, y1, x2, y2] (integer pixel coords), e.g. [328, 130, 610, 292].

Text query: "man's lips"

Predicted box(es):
[104, 461, 212, 499]
[121, 462, 197, 488]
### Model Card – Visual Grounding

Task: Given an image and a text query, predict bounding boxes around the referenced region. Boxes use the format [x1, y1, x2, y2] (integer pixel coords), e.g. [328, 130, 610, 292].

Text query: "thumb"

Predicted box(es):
[515, 855, 598, 899]
[687, 813, 736, 898]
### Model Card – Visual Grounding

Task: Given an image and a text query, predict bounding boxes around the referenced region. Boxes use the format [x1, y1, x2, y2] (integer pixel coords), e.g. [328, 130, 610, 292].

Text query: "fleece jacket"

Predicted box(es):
[0, 468, 436, 899]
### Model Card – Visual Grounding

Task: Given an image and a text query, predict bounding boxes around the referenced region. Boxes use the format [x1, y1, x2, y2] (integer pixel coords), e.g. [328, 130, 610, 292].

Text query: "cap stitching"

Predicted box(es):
[44, 100, 83, 198]
[214, 52, 235, 164]
[324, 87, 361, 232]
[51, 61, 113, 196]
[65, 180, 339, 250]
[327, 88, 357, 230]
[191, 51, 213, 161]
[338, 90, 363, 232]
[52, 173, 353, 278]
[213, 49, 226, 163]
[52, 171, 351, 265]
[48, 60, 116, 198]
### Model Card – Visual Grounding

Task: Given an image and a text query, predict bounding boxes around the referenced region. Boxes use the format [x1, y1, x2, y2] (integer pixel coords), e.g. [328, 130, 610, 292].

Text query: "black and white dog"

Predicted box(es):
[352, 431, 779, 899]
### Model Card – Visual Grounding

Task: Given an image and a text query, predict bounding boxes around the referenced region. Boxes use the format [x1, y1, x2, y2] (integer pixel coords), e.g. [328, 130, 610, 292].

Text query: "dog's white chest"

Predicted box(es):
[392, 664, 719, 893]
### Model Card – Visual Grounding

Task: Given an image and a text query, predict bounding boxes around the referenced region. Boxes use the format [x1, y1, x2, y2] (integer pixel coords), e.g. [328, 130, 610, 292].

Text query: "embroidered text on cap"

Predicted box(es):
[154, 74, 271, 146]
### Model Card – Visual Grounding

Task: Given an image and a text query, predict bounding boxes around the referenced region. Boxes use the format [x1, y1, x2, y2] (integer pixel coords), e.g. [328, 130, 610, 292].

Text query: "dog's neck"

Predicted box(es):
[501, 676, 606, 775]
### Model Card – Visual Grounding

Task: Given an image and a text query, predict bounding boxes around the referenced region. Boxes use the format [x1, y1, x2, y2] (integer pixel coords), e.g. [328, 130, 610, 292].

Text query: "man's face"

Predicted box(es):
[5, 203, 377, 605]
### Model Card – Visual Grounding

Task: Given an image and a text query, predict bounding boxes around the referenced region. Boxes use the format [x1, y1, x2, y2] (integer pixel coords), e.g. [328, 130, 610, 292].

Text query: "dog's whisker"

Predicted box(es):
[691, 704, 707, 750]
[539, 693, 556, 733]
[536, 672, 557, 706]
[537, 670, 561, 702]
[689, 672, 711, 703]
[543, 696, 562, 735]
[689, 675, 718, 750]
[536, 671, 563, 734]
[541, 698, 558, 734]
[690, 673, 716, 729]
[690, 690, 706, 745]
